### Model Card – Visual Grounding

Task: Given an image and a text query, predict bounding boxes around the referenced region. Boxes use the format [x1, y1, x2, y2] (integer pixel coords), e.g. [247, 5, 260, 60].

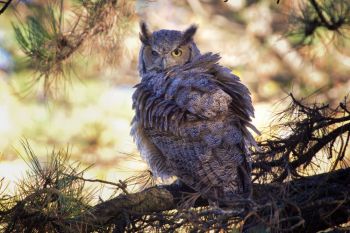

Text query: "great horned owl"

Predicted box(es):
[131, 22, 258, 205]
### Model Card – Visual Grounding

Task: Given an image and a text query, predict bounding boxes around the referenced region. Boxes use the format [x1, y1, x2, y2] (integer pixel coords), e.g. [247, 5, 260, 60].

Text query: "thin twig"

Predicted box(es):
[0, 0, 12, 15]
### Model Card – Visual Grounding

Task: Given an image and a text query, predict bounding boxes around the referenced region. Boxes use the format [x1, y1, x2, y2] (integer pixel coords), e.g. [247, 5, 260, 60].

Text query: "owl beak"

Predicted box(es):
[161, 58, 167, 70]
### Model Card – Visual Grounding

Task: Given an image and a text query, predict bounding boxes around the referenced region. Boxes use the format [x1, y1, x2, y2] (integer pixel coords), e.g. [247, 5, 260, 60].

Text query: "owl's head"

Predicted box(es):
[138, 21, 201, 75]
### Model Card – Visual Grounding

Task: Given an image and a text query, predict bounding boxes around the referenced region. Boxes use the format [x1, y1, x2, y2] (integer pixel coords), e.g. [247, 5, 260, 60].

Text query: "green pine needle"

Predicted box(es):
[1, 140, 97, 232]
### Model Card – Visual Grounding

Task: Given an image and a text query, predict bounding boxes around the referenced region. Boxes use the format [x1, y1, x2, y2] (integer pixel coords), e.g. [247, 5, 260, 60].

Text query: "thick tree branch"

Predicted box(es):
[68, 168, 350, 232]
[69, 187, 176, 232]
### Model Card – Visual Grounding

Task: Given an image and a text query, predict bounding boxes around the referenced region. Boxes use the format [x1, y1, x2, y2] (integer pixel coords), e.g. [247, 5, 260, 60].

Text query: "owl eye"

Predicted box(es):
[171, 48, 182, 57]
[151, 50, 158, 56]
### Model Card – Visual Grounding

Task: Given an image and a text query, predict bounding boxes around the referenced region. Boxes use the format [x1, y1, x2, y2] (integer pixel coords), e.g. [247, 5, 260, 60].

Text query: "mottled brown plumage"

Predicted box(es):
[131, 22, 258, 205]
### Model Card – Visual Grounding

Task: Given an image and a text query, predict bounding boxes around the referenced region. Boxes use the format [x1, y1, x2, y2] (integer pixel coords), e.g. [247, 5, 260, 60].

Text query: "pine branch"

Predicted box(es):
[252, 94, 350, 183]
[0, 0, 12, 15]
[2, 168, 349, 232]
[285, 0, 350, 48]
[64, 168, 350, 232]
[308, 0, 346, 31]
[309, 0, 332, 28]
[253, 121, 350, 182]
[12, 0, 134, 96]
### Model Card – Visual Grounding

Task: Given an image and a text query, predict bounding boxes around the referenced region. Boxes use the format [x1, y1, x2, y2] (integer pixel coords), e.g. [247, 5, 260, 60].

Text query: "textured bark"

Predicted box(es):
[70, 187, 175, 232]
[69, 168, 350, 232]
[251, 168, 350, 233]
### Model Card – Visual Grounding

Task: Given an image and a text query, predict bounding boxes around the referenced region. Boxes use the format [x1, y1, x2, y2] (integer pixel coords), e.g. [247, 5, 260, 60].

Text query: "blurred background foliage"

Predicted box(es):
[0, 0, 349, 198]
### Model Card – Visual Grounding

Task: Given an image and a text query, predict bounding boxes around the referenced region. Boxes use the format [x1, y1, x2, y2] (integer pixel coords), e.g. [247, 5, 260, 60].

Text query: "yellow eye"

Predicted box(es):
[171, 48, 182, 57]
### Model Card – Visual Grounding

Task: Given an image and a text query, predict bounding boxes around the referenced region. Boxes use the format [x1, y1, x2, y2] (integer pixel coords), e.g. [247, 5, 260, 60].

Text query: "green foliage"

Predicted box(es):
[12, 0, 134, 97]
[12, 1, 70, 95]
[0, 140, 96, 232]
[13, 4, 63, 67]
[287, 0, 350, 48]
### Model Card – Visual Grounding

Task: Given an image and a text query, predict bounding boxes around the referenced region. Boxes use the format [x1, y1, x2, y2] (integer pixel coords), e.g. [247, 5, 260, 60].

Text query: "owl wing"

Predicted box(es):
[131, 117, 174, 179]
[146, 122, 251, 205]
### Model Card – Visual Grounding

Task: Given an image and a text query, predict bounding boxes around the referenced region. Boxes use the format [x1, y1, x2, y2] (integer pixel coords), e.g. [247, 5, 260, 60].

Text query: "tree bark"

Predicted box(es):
[69, 168, 350, 232]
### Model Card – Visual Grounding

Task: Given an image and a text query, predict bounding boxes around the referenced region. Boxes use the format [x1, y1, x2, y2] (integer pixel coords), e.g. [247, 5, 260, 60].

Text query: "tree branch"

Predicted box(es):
[309, 0, 332, 28]
[69, 187, 176, 232]
[68, 168, 350, 232]
[0, 0, 12, 15]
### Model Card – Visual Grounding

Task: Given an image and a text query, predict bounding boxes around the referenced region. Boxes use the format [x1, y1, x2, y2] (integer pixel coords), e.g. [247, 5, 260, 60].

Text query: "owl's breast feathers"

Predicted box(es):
[131, 53, 257, 204]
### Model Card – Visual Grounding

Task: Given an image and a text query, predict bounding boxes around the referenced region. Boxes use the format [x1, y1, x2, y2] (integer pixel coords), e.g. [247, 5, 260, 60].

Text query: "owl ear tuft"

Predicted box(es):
[181, 24, 197, 45]
[139, 21, 151, 45]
